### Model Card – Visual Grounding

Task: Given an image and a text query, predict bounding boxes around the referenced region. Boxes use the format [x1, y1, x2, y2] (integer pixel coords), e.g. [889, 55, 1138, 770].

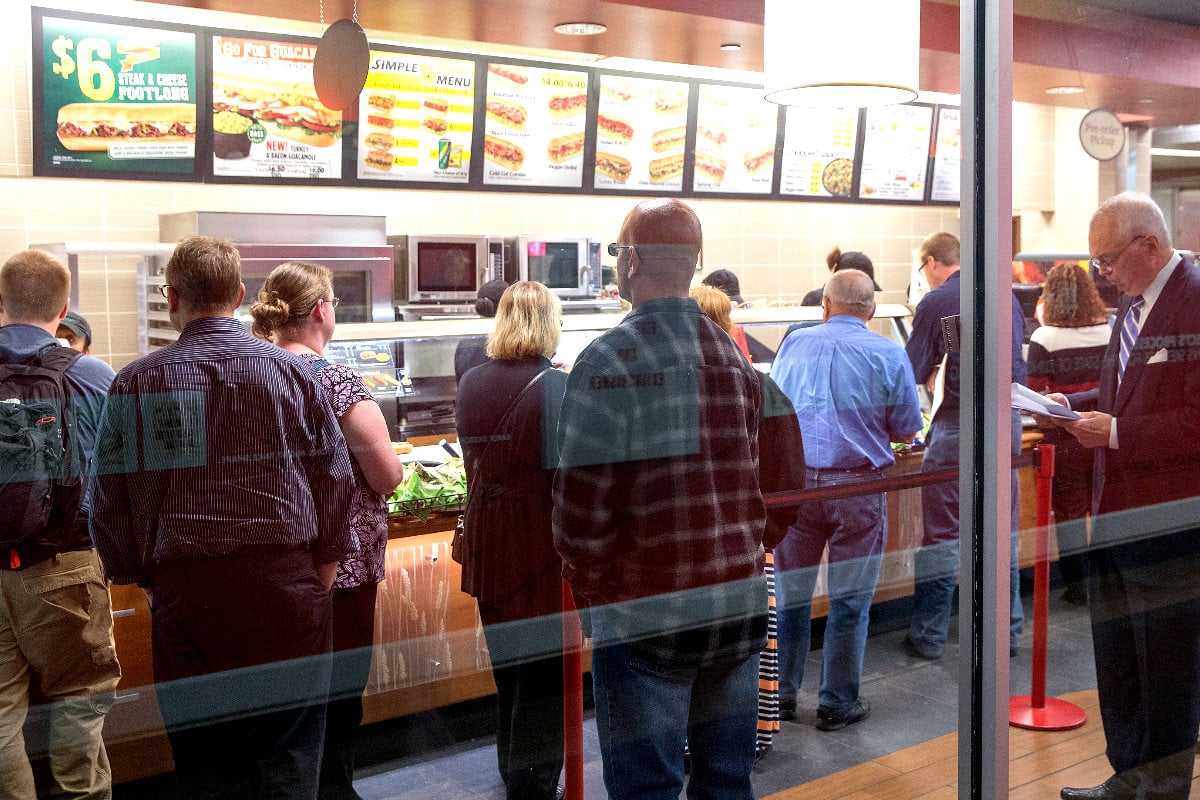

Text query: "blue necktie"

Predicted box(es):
[1118, 295, 1144, 383]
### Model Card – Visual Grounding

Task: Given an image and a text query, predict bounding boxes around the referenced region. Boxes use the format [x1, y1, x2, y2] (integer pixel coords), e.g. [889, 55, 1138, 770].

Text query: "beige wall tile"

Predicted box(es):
[694, 199, 741, 235]
[103, 270, 140, 315]
[739, 266, 780, 298]
[26, 179, 103, 229]
[524, 194, 578, 231]
[106, 311, 141, 360]
[0, 229, 27, 256]
[0, 177, 26, 224]
[701, 233, 740, 269]
[74, 270, 109, 315]
[741, 235, 779, 266]
[102, 182, 175, 234]
[12, 110, 31, 172]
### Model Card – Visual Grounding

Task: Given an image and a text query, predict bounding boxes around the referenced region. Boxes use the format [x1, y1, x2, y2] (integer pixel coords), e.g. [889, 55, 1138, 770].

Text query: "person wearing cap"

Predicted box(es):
[802, 248, 884, 307]
[56, 310, 93, 354]
[454, 279, 509, 383]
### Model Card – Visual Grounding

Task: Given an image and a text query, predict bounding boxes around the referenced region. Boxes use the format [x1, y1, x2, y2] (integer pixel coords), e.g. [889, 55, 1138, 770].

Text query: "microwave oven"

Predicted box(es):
[518, 235, 602, 300]
[390, 234, 517, 305]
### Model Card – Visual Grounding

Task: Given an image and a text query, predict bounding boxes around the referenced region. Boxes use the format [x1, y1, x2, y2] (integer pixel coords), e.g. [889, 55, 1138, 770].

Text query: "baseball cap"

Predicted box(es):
[58, 311, 92, 347]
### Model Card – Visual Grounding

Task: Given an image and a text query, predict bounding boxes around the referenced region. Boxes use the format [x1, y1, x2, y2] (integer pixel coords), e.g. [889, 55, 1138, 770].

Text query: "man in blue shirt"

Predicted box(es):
[904, 232, 1027, 660]
[770, 269, 922, 731]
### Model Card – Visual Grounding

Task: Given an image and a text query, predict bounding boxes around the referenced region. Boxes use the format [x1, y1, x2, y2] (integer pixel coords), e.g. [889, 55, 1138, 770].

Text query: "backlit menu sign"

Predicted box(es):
[34, 10, 199, 179]
[858, 104, 934, 201]
[692, 84, 778, 195]
[482, 62, 590, 189]
[929, 107, 961, 203]
[211, 34, 342, 180]
[356, 50, 475, 183]
[593, 74, 689, 192]
[779, 106, 860, 198]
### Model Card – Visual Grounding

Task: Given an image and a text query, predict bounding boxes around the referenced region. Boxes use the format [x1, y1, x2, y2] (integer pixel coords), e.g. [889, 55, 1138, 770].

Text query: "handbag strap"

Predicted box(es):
[463, 367, 550, 510]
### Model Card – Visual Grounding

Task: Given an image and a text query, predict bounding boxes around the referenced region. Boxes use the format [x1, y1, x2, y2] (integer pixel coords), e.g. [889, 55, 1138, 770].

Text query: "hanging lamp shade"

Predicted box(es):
[763, 0, 920, 107]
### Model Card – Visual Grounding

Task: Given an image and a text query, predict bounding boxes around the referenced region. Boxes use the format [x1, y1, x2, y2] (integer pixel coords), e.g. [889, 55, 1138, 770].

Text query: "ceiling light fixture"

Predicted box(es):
[720, 43, 742, 51]
[763, 0, 919, 107]
[1045, 85, 1085, 95]
[553, 22, 607, 36]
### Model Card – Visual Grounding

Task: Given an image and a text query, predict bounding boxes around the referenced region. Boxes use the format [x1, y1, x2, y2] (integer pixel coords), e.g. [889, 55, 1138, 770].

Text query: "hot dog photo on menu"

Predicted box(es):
[210, 35, 343, 179]
[482, 61, 590, 188]
[594, 74, 689, 191]
[691, 83, 779, 194]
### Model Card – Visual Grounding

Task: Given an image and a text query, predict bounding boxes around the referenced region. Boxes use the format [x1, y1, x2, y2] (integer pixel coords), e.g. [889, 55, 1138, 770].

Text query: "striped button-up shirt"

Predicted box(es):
[92, 316, 357, 586]
[553, 297, 778, 666]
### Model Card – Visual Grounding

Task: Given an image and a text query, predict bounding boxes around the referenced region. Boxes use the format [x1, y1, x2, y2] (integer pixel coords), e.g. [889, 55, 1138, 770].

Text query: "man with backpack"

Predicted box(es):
[0, 249, 120, 800]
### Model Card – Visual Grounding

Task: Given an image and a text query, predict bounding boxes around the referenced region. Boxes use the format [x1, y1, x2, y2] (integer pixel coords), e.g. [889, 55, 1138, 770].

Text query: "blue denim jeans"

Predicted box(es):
[589, 609, 758, 800]
[909, 414, 1024, 656]
[775, 470, 887, 711]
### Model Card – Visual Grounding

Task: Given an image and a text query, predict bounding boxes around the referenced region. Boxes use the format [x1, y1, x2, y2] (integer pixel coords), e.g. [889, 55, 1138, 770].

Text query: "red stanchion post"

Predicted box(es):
[562, 580, 585, 799]
[1009, 442, 1087, 730]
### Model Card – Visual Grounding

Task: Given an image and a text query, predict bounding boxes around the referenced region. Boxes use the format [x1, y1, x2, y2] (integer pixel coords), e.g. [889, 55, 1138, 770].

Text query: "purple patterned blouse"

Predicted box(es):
[302, 353, 388, 588]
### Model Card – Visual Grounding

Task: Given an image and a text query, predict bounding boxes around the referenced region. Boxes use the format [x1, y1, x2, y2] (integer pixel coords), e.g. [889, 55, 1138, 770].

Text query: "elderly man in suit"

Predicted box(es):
[1043, 192, 1200, 800]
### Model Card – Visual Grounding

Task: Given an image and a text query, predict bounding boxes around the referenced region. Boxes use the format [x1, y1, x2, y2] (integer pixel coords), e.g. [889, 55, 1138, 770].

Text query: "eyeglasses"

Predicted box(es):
[607, 243, 637, 258]
[157, 284, 171, 298]
[320, 296, 340, 309]
[1090, 235, 1145, 272]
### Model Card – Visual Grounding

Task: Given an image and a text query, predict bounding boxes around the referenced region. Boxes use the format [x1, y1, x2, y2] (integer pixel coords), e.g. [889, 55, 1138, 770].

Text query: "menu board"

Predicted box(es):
[929, 107, 961, 203]
[692, 84, 778, 194]
[858, 104, 934, 201]
[356, 50, 475, 183]
[35, 12, 198, 177]
[211, 35, 341, 180]
[593, 74, 689, 192]
[779, 106, 860, 198]
[482, 62, 589, 188]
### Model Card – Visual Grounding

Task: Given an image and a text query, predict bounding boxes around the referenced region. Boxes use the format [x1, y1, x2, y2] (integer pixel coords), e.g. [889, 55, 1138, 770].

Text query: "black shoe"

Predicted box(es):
[778, 700, 796, 721]
[903, 634, 941, 661]
[754, 743, 772, 764]
[815, 699, 870, 731]
[1060, 776, 1134, 800]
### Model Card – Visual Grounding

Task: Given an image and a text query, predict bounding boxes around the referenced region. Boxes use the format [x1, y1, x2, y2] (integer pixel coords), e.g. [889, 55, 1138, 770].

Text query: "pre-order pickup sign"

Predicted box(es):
[34, 10, 199, 178]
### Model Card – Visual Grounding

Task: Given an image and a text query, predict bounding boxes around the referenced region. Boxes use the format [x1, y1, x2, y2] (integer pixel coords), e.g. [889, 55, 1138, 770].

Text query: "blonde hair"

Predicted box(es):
[165, 235, 242, 313]
[690, 284, 735, 335]
[486, 281, 561, 360]
[248, 260, 333, 340]
[1, 249, 69, 322]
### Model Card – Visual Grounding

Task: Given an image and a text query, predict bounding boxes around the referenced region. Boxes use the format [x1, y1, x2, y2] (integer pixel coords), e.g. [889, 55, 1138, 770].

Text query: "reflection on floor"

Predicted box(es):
[347, 588, 1101, 800]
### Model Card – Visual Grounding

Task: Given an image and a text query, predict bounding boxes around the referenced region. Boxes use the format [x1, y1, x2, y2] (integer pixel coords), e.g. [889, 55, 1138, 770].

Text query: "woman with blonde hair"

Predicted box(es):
[691, 284, 752, 361]
[249, 260, 403, 800]
[1027, 261, 1111, 605]
[455, 281, 569, 800]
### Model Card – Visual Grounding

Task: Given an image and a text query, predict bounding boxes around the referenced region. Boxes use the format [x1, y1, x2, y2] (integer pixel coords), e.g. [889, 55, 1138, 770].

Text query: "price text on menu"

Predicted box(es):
[39, 13, 198, 175]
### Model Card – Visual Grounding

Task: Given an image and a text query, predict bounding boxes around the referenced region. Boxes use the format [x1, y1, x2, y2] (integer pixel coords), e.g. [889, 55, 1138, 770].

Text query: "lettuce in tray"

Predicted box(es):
[388, 457, 466, 520]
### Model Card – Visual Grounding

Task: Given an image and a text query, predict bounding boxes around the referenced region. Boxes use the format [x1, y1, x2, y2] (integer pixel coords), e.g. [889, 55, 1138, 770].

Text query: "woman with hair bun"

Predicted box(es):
[455, 279, 509, 382]
[802, 247, 883, 306]
[249, 259, 403, 800]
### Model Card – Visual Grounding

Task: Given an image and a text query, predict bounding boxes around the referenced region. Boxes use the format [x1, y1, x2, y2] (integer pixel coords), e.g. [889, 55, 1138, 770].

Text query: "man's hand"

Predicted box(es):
[316, 560, 338, 592]
[1032, 392, 1068, 430]
[924, 368, 939, 396]
[1061, 411, 1113, 449]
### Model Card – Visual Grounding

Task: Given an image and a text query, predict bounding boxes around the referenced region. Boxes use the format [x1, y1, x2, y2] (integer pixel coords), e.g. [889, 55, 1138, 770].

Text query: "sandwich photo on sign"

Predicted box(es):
[648, 152, 684, 183]
[485, 97, 527, 130]
[212, 73, 342, 148]
[547, 132, 584, 163]
[595, 151, 631, 183]
[57, 103, 196, 151]
[548, 93, 586, 119]
[484, 134, 524, 171]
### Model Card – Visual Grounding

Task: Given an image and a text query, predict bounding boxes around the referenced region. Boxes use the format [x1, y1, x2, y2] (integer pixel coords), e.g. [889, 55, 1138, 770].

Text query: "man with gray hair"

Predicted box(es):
[770, 269, 922, 731]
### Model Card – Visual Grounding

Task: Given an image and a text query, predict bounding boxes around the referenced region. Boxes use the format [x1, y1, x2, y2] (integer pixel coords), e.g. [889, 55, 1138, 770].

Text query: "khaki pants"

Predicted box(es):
[0, 548, 121, 800]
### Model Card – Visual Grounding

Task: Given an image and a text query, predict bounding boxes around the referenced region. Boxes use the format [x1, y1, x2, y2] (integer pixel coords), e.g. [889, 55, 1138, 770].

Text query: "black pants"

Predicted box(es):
[479, 605, 564, 800]
[151, 548, 333, 800]
[319, 581, 379, 800]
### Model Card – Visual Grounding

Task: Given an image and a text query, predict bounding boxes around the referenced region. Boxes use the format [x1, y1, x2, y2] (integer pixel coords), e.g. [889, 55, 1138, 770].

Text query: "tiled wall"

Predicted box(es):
[0, 1, 1096, 368]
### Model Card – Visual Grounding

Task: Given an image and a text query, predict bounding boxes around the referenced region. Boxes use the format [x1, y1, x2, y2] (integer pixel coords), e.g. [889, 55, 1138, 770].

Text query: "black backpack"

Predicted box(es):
[0, 345, 84, 569]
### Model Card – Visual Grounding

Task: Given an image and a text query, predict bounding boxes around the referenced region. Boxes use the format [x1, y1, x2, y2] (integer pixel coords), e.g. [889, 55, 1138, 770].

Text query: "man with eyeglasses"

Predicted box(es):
[1041, 193, 1200, 800]
[91, 235, 357, 800]
[902, 232, 1026, 662]
[555, 199, 803, 800]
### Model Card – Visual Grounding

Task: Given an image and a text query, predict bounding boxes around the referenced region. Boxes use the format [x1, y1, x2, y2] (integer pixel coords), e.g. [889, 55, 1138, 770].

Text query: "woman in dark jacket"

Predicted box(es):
[455, 281, 568, 800]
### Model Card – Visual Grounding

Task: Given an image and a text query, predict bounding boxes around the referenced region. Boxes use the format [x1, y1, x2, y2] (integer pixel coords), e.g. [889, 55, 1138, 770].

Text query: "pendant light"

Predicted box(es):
[763, 0, 920, 107]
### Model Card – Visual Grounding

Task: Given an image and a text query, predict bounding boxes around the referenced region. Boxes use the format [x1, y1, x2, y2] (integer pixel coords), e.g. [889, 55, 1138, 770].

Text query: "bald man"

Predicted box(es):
[554, 199, 803, 800]
[769, 269, 922, 731]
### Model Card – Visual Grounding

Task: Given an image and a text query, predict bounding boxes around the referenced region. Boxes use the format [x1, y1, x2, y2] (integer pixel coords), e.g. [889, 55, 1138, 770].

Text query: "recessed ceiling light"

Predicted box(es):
[720, 43, 742, 51]
[1045, 85, 1085, 95]
[553, 22, 607, 36]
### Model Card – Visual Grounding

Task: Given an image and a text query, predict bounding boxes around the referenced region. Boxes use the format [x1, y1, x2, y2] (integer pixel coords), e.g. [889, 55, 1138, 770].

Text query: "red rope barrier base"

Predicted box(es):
[1009, 695, 1087, 731]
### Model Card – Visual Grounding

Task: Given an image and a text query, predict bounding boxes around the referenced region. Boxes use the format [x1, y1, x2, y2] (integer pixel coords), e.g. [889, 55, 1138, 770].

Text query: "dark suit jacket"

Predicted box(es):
[1067, 256, 1200, 568]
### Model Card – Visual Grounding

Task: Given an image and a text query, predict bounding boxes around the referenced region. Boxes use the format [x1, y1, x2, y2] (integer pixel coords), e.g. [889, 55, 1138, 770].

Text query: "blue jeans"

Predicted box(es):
[909, 414, 1024, 656]
[775, 470, 887, 711]
[589, 609, 758, 800]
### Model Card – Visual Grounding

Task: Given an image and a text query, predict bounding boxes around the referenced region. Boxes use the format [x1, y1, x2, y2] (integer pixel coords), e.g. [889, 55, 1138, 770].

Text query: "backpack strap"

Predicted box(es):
[28, 344, 85, 374]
